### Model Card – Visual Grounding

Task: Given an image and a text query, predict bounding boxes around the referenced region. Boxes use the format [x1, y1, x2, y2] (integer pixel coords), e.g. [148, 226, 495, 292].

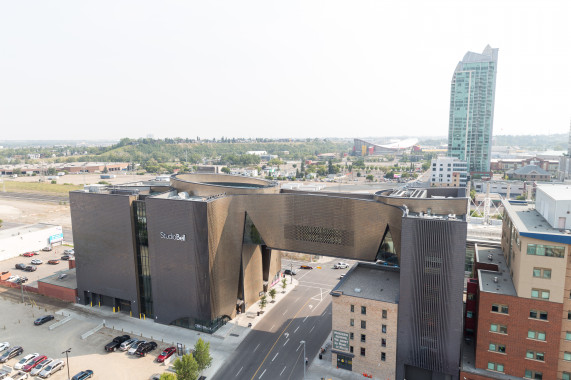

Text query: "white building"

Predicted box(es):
[430, 157, 467, 187]
[0, 224, 64, 261]
[535, 184, 571, 230]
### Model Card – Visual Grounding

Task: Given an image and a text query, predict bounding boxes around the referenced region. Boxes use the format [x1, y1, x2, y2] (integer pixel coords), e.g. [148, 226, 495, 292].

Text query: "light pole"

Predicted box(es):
[62, 348, 71, 380]
[300, 340, 306, 379]
[290, 262, 293, 284]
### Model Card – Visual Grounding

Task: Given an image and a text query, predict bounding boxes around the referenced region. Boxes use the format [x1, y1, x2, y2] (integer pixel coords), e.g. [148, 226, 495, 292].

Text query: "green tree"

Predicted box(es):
[384, 171, 395, 179]
[470, 189, 476, 201]
[193, 338, 213, 373]
[328, 159, 334, 174]
[421, 161, 430, 171]
[160, 373, 178, 380]
[221, 167, 231, 174]
[281, 278, 287, 293]
[0, 219, 3, 228]
[366, 174, 374, 181]
[173, 354, 199, 380]
[259, 294, 267, 311]
[269, 288, 277, 302]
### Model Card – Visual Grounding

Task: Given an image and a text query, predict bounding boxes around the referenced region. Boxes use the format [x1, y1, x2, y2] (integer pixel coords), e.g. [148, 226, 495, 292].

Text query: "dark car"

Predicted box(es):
[15, 263, 27, 270]
[0, 346, 23, 363]
[105, 335, 130, 352]
[24, 265, 37, 272]
[34, 315, 54, 326]
[71, 370, 94, 380]
[135, 341, 157, 357]
[156, 346, 176, 363]
[299, 265, 313, 270]
[15, 277, 28, 285]
[284, 269, 297, 276]
[61, 255, 71, 261]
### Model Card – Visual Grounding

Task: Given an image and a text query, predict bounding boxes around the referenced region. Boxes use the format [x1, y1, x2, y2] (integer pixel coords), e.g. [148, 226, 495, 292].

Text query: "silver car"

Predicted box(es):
[38, 360, 64, 378]
[30, 358, 53, 376]
[120, 338, 139, 351]
[0, 343, 8, 352]
[128, 341, 146, 355]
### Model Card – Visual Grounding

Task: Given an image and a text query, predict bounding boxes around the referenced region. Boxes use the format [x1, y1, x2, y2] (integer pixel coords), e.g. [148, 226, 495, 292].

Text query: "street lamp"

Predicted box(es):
[300, 340, 306, 379]
[61, 348, 71, 380]
[290, 262, 293, 284]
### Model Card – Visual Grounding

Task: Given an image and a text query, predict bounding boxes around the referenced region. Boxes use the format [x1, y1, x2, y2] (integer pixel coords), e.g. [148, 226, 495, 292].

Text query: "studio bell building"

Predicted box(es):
[70, 173, 468, 379]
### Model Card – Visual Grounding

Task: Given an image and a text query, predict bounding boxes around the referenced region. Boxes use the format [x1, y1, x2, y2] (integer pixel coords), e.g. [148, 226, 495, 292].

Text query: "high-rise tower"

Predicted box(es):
[447, 45, 498, 174]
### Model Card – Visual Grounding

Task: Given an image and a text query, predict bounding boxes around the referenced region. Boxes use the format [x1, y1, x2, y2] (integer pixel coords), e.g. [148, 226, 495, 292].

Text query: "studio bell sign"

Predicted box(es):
[160, 232, 187, 242]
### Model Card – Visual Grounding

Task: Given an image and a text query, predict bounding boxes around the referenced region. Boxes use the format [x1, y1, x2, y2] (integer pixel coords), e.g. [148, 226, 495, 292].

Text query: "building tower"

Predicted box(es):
[447, 45, 499, 174]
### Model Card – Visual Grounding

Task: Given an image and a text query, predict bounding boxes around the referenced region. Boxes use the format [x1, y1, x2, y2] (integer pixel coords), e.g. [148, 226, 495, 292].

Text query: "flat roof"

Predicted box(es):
[331, 263, 399, 303]
[502, 200, 571, 245]
[538, 184, 571, 201]
[0, 223, 61, 240]
[38, 268, 77, 290]
[477, 247, 516, 296]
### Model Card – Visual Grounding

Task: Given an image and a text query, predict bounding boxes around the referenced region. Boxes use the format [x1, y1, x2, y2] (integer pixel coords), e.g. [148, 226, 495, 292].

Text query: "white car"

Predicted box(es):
[9, 371, 29, 380]
[38, 360, 64, 378]
[14, 354, 39, 370]
[63, 249, 74, 255]
[0, 343, 9, 352]
[30, 259, 43, 265]
[30, 358, 53, 376]
[120, 338, 139, 351]
[128, 341, 146, 355]
[6, 276, 19, 283]
[333, 262, 349, 269]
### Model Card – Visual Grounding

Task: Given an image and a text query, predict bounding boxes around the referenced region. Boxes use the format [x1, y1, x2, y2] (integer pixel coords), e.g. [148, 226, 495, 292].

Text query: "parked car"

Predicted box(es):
[104, 335, 130, 352]
[339, 274, 345, 280]
[23, 266, 36, 272]
[30, 358, 53, 376]
[284, 269, 297, 276]
[60, 256, 71, 261]
[135, 342, 157, 357]
[0, 366, 13, 380]
[0, 347, 23, 363]
[6, 276, 19, 283]
[119, 338, 139, 351]
[38, 360, 64, 378]
[156, 347, 176, 363]
[63, 249, 74, 255]
[14, 277, 28, 285]
[0, 344, 8, 353]
[14, 354, 39, 370]
[299, 265, 313, 270]
[21, 253, 34, 258]
[71, 370, 93, 380]
[128, 341, 146, 355]
[41, 247, 52, 252]
[22, 355, 47, 372]
[333, 262, 349, 269]
[47, 260, 60, 265]
[30, 259, 43, 265]
[34, 315, 54, 326]
[15, 264, 26, 270]
[11, 371, 29, 380]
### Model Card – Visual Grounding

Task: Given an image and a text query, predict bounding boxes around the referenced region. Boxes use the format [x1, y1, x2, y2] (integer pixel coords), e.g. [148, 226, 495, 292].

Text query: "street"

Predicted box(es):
[213, 257, 349, 380]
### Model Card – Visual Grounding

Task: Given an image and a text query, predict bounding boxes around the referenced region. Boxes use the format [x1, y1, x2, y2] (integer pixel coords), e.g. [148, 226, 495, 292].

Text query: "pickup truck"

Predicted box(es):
[104, 335, 130, 352]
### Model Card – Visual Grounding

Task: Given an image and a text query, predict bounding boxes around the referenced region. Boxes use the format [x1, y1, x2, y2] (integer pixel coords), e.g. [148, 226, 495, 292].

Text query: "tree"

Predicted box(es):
[470, 189, 476, 201]
[328, 159, 334, 174]
[269, 288, 277, 302]
[259, 294, 267, 311]
[366, 175, 374, 182]
[173, 354, 199, 380]
[193, 338, 213, 373]
[0, 219, 3, 228]
[160, 374, 178, 380]
[221, 167, 231, 174]
[281, 278, 287, 293]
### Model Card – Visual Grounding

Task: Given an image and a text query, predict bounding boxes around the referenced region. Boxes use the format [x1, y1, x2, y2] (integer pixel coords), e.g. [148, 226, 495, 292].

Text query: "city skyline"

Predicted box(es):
[0, 1, 570, 140]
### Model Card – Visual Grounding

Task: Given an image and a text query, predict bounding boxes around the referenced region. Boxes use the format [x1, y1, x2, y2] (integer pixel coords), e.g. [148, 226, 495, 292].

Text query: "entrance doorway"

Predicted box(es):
[336, 354, 352, 371]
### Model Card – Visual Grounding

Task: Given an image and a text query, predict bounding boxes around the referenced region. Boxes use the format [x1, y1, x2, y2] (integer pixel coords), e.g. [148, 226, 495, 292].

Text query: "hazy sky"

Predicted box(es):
[1, 1, 570, 140]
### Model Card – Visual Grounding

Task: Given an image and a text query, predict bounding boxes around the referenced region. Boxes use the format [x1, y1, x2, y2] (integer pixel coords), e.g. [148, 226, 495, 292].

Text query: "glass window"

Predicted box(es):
[349, 346, 353, 353]
[567, 332, 571, 340]
[489, 343, 496, 351]
[381, 338, 386, 347]
[562, 372, 570, 380]
[491, 324, 498, 332]
[361, 320, 366, 329]
[525, 370, 543, 379]
[361, 334, 366, 343]
[533, 268, 541, 277]
[382, 324, 386, 333]
[526, 350, 545, 361]
[467, 311, 473, 318]
[350, 305, 354, 313]
[565, 352, 571, 361]
[382, 309, 387, 319]
[381, 352, 386, 361]
[360, 347, 365, 356]
[350, 319, 354, 327]
[527, 243, 565, 258]
[361, 306, 366, 315]
[533, 268, 552, 279]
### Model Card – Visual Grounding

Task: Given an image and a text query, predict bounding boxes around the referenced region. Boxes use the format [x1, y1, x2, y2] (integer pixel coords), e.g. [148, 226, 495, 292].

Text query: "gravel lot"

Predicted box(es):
[0, 296, 174, 379]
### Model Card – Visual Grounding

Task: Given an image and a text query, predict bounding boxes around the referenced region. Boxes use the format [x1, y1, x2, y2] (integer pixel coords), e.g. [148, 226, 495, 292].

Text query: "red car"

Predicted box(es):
[22, 355, 47, 372]
[156, 347, 176, 363]
[299, 265, 313, 270]
[22, 252, 35, 257]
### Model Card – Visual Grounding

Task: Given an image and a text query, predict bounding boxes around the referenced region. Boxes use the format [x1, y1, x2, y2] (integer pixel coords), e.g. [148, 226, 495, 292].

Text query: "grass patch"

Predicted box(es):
[2, 181, 83, 194]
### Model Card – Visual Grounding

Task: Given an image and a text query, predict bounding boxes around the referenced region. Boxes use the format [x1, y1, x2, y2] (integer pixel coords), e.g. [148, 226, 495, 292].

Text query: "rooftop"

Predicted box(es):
[38, 268, 77, 290]
[331, 262, 399, 303]
[477, 246, 516, 296]
[502, 200, 571, 245]
[508, 165, 549, 175]
[0, 223, 62, 240]
[538, 184, 571, 201]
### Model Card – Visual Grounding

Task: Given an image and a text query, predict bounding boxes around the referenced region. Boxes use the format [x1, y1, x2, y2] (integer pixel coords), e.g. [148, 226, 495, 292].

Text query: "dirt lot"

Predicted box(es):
[0, 296, 173, 380]
[0, 199, 72, 229]
[1, 245, 72, 287]
[5, 173, 157, 186]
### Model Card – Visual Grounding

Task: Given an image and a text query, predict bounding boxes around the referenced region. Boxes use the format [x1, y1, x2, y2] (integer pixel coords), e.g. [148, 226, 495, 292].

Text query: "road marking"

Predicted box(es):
[310, 325, 315, 333]
[280, 366, 286, 376]
[253, 344, 260, 352]
[299, 281, 337, 287]
[259, 369, 266, 379]
[282, 309, 288, 316]
[270, 324, 275, 331]
[303, 315, 308, 322]
[294, 326, 299, 333]
[283, 338, 289, 347]
[236, 367, 243, 377]
[296, 343, 302, 352]
[250, 297, 313, 380]
[272, 352, 279, 362]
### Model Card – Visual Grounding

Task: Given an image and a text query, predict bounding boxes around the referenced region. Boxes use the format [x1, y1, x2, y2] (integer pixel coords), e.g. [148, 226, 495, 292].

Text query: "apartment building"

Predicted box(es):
[430, 156, 468, 187]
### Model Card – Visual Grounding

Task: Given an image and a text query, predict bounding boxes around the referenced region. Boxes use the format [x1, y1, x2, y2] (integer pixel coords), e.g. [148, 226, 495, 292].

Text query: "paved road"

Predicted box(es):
[0, 191, 69, 203]
[1, 221, 73, 243]
[213, 258, 349, 380]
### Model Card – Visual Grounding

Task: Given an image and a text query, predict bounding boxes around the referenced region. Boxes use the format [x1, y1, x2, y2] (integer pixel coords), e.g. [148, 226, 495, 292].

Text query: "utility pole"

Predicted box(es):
[62, 348, 71, 380]
[290, 262, 293, 284]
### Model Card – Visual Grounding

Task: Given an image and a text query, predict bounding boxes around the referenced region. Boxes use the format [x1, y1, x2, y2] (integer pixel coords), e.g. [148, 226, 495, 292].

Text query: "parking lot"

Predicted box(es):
[0, 296, 176, 379]
[1, 245, 73, 287]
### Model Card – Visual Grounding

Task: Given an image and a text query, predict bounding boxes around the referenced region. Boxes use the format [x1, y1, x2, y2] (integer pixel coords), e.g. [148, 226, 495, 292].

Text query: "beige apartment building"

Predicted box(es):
[331, 263, 399, 379]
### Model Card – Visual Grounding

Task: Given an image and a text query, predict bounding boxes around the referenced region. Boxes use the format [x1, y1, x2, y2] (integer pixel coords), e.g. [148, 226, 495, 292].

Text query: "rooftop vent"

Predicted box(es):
[487, 254, 493, 261]
[354, 288, 361, 293]
[493, 277, 498, 283]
